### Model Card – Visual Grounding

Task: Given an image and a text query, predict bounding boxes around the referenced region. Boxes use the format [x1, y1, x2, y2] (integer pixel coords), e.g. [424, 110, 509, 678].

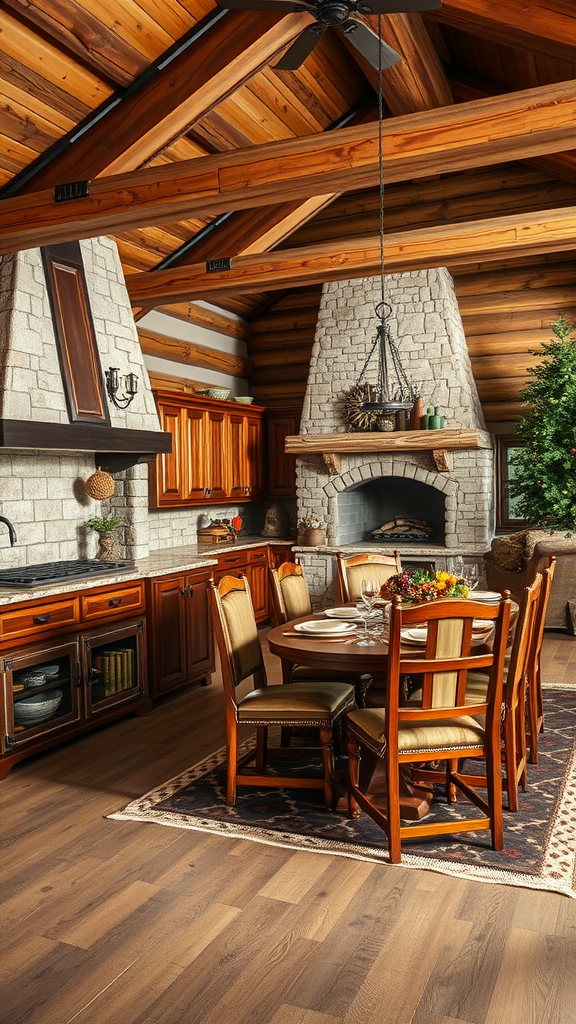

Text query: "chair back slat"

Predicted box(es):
[209, 576, 265, 700]
[387, 596, 511, 731]
[337, 551, 401, 602]
[269, 562, 312, 623]
[505, 572, 542, 707]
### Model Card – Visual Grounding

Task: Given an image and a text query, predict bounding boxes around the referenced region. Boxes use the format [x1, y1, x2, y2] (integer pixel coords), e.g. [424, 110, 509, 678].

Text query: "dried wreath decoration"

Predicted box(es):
[342, 383, 379, 431]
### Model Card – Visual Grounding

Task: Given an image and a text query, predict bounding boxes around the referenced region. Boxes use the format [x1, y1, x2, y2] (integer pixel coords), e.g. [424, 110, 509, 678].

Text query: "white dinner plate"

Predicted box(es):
[471, 590, 501, 603]
[401, 622, 493, 645]
[325, 607, 381, 621]
[401, 627, 428, 644]
[293, 620, 357, 636]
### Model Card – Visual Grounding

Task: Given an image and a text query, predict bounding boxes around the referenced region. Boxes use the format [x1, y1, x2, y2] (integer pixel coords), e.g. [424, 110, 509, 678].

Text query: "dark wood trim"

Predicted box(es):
[0, 419, 171, 455]
[41, 241, 110, 426]
[495, 435, 527, 531]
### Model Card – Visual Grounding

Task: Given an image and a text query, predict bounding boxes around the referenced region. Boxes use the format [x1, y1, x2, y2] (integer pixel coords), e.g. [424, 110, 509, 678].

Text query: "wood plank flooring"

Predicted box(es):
[1, 632, 575, 1024]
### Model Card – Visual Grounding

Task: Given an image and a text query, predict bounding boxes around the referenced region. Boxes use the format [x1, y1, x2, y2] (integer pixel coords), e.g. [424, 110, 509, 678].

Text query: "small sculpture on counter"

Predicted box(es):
[262, 503, 288, 538]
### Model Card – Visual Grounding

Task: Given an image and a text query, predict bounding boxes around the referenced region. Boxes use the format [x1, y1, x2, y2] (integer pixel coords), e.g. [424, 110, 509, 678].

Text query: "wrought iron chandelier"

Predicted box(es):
[354, 15, 419, 422]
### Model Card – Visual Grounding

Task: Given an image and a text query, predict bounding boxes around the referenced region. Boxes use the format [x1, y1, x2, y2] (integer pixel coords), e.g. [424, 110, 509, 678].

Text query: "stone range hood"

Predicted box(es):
[295, 268, 494, 559]
[0, 238, 169, 469]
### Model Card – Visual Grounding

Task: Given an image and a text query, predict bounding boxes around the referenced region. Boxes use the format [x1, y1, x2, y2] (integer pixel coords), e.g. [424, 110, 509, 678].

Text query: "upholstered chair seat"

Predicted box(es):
[238, 682, 355, 722]
[347, 706, 486, 756]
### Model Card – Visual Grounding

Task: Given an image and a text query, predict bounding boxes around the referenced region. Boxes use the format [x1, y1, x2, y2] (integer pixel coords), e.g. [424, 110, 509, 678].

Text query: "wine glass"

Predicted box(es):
[464, 562, 480, 591]
[357, 579, 379, 647]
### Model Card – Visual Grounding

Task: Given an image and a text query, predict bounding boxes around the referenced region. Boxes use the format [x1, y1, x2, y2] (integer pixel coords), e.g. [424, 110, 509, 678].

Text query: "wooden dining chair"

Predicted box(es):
[527, 556, 556, 764]
[269, 561, 372, 706]
[209, 574, 356, 809]
[337, 551, 402, 603]
[347, 594, 511, 863]
[465, 573, 542, 811]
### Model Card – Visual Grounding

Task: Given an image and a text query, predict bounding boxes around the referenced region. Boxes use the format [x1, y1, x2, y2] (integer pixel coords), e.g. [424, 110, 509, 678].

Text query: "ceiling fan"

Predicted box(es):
[216, 1, 442, 71]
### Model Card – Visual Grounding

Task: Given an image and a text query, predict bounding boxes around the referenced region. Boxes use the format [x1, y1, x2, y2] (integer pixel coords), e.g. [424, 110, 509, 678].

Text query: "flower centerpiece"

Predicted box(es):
[380, 568, 469, 604]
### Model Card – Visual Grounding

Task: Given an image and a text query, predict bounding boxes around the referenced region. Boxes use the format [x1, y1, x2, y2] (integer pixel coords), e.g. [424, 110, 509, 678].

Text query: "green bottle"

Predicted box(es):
[421, 406, 433, 429]
[429, 405, 443, 429]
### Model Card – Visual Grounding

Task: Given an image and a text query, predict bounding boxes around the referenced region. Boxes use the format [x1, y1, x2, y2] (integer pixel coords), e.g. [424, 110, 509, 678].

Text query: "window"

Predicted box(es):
[496, 437, 527, 531]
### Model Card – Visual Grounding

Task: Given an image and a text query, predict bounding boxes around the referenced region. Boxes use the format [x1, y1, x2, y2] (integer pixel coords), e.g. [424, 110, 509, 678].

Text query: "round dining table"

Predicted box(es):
[266, 600, 515, 821]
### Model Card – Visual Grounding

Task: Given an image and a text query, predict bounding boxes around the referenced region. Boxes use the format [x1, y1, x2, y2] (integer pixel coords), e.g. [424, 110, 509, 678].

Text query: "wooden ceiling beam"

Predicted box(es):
[2, 80, 576, 253]
[11, 11, 314, 194]
[427, 0, 576, 67]
[124, 205, 576, 304]
[345, 13, 453, 114]
[449, 72, 576, 185]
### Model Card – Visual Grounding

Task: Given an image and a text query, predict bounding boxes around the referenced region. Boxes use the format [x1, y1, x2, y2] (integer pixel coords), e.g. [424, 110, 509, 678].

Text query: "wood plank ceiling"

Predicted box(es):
[0, 0, 575, 421]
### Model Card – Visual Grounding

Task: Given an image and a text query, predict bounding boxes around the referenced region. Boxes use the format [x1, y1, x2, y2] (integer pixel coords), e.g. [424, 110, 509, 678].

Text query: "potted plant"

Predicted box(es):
[509, 317, 576, 533]
[85, 512, 126, 561]
[298, 515, 326, 547]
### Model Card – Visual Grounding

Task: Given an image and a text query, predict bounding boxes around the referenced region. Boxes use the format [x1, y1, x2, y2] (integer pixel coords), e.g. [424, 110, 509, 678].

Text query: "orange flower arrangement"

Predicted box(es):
[380, 568, 469, 603]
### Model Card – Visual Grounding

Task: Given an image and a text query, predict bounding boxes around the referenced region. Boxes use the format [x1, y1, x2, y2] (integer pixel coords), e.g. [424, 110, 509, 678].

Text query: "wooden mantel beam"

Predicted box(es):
[125, 206, 576, 304]
[2, 81, 576, 253]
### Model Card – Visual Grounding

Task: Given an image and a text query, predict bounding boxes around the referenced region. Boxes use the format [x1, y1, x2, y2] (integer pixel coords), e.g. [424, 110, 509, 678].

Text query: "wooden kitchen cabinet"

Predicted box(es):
[149, 391, 265, 508]
[147, 566, 214, 696]
[212, 546, 271, 624]
[0, 582, 150, 779]
[265, 408, 301, 497]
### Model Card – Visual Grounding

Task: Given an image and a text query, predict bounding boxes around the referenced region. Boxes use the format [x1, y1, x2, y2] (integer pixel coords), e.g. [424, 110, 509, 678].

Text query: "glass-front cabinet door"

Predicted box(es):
[2, 639, 81, 754]
[82, 619, 146, 718]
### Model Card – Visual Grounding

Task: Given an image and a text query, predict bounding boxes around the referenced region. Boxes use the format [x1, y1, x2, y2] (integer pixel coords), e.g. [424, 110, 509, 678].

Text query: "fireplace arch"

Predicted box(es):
[319, 456, 463, 547]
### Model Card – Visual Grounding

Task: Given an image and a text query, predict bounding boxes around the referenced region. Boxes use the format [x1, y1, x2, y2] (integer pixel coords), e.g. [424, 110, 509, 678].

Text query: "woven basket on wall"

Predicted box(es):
[85, 471, 115, 500]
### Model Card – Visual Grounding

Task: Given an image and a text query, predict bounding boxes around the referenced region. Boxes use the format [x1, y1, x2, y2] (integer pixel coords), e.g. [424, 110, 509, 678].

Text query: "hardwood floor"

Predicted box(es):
[2, 632, 575, 1024]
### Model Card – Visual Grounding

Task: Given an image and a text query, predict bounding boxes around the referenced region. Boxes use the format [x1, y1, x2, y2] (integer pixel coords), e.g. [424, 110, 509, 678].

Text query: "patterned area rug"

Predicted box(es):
[110, 690, 576, 898]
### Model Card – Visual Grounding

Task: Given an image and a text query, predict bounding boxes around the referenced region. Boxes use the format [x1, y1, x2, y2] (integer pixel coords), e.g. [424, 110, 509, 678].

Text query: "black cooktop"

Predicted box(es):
[0, 559, 133, 588]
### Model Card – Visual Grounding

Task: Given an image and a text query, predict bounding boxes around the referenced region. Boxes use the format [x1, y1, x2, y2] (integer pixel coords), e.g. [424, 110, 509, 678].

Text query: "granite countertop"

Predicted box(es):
[0, 537, 294, 606]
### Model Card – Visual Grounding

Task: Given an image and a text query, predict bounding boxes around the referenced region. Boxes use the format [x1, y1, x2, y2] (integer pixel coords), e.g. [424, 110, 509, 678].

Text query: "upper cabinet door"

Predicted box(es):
[245, 414, 264, 497]
[182, 405, 208, 502]
[227, 411, 248, 499]
[205, 409, 228, 501]
[151, 402, 182, 506]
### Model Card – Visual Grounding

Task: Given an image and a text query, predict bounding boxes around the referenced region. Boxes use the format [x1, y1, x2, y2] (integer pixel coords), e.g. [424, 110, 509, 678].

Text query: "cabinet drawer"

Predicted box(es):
[246, 548, 268, 565]
[81, 583, 145, 622]
[217, 551, 247, 571]
[0, 597, 80, 643]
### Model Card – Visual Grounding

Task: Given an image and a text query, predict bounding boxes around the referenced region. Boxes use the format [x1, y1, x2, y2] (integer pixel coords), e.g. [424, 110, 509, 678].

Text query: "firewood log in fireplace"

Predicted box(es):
[371, 517, 435, 541]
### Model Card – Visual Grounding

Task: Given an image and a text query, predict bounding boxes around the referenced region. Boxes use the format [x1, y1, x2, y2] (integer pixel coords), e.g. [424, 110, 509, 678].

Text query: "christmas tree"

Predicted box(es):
[509, 317, 576, 533]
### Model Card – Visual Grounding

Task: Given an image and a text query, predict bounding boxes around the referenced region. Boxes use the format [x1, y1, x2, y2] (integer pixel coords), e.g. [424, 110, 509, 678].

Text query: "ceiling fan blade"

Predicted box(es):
[354, 0, 442, 12]
[216, 0, 309, 12]
[339, 21, 402, 70]
[275, 25, 326, 70]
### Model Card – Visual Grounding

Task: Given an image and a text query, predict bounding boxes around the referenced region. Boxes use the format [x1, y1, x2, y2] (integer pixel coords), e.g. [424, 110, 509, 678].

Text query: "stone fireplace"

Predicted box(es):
[294, 268, 494, 603]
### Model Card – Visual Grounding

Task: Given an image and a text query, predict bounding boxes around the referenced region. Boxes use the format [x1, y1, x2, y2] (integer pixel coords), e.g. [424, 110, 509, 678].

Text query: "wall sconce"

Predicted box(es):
[105, 367, 138, 409]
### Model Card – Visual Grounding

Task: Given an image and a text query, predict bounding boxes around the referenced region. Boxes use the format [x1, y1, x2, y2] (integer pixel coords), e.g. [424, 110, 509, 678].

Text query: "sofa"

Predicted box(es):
[483, 530, 576, 630]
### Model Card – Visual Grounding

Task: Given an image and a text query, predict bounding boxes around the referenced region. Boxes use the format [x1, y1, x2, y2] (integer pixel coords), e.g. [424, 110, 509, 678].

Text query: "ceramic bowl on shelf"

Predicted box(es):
[233, 396, 254, 404]
[14, 689, 62, 723]
[202, 388, 231, 400]
[19, 671, 47, 688]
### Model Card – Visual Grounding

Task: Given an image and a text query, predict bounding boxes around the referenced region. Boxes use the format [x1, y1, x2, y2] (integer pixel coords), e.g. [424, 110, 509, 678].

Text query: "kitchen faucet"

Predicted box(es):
[0, 516, 17, 546]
